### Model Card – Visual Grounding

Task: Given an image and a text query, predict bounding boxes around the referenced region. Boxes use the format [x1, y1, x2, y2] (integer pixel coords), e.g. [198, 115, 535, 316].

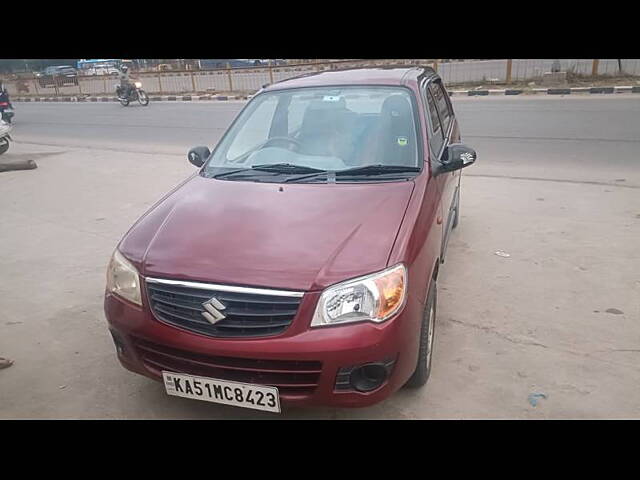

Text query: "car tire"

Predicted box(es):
[452, 188, 460, 229]
[0, 139, 10, 155]
[404, 279, 437, 388]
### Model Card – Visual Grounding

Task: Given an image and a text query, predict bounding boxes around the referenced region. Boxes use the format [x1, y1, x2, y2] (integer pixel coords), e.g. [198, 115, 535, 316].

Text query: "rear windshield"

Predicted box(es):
[205, 86, 419, 173]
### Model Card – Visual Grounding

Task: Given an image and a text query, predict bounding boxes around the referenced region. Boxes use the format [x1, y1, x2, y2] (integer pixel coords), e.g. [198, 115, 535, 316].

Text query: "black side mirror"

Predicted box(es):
[187, 146, 211, 168]
[433, 143, 477, 176]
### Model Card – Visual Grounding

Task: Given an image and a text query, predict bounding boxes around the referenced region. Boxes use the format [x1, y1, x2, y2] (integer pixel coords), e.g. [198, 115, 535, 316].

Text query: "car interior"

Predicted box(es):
[288, 94, 418, 168]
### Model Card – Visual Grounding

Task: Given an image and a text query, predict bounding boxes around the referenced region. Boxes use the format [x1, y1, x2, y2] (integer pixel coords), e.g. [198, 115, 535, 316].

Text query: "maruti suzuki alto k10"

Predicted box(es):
[104, 66, 477, 412]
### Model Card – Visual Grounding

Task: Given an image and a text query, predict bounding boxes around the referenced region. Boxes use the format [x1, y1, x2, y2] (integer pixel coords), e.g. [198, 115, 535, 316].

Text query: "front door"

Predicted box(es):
[422, 78, 457, 260]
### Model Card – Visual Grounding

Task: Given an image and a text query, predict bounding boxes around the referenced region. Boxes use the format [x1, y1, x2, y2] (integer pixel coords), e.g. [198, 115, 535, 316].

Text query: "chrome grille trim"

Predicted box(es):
[145, 277, 304, 298]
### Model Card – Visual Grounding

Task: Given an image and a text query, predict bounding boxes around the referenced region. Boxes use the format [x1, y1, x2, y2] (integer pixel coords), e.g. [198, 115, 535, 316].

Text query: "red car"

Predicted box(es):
[104, 66, 476, 412]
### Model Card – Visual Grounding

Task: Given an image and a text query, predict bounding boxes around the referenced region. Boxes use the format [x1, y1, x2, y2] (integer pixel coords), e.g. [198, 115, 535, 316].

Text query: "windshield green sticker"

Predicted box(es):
[397, 136, 408, 146]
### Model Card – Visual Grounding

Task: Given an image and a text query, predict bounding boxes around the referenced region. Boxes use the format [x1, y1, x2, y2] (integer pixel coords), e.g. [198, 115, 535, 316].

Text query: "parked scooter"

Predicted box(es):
[0, 119, 13, 155]
[115, 81, 149, 107]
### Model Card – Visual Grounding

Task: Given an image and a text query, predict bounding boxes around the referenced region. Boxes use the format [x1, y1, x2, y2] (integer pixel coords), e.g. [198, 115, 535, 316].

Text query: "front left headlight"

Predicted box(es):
[311, 264, 407, 327]
[106, 249, 142, 306]
[134, 82, 142, 88]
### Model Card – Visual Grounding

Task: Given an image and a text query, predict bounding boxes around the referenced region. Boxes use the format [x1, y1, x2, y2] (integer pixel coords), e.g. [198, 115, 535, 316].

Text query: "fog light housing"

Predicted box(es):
[110, 330, 126, 356]
[335, 358, 396, 392]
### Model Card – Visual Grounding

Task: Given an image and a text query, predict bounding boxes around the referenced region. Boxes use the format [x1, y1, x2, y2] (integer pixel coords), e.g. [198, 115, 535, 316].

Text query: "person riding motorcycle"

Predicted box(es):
[0, 82, 13, 123]
[0, 82, 12, 108]
[117, 66, 136, 100]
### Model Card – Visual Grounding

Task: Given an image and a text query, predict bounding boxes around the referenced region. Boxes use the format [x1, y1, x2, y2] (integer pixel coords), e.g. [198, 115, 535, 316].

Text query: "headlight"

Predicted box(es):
[106, 249, 142, 306]
[134, 82, 142, 88]
[311, 264, 407, 327]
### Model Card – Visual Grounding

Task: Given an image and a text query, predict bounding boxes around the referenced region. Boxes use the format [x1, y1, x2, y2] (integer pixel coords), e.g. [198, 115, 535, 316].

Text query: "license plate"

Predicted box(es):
[162, 371, 281, 413]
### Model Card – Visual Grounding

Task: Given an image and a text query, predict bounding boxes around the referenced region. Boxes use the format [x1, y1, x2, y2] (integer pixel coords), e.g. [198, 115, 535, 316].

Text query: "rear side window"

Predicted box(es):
[425, 88, 444, 155]
[429, 82, 452, 133]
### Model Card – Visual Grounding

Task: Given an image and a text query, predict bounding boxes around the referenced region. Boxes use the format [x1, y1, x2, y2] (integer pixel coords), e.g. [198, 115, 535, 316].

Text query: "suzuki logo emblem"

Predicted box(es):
[201, 297, 227, 324]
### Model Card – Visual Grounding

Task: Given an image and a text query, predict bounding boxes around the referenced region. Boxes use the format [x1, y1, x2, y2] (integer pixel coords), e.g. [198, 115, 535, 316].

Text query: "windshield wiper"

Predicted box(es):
[250, 163, 327, 174]
[210, 163, 326, 180]
[336, 165, 421, 177]
[282, 171, 330, 183]
[210, 167, 254, 179]
[285, 164, 421, 183]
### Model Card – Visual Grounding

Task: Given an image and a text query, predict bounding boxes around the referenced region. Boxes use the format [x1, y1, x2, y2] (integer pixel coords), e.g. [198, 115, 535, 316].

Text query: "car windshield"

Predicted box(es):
[203, 86, 420, 182]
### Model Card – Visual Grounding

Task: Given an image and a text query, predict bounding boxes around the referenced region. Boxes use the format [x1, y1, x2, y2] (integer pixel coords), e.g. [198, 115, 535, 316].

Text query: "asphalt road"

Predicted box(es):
[12, 95, 640, 186]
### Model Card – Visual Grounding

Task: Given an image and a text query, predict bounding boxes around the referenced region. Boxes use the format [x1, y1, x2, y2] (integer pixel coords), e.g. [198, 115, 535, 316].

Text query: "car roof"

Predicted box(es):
[262, 66, 436, 93]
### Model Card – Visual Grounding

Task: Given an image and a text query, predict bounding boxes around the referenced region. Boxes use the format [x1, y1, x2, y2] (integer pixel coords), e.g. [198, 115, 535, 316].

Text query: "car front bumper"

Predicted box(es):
[104, 287, 423, 409]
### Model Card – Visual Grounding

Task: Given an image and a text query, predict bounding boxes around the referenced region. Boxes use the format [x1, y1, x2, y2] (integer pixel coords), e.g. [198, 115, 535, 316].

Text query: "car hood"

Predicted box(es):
[120, 175, 415, 291]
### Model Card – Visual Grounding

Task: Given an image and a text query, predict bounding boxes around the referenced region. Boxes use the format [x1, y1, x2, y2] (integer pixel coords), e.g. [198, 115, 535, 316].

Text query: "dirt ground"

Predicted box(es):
[1, 137, 638, 419]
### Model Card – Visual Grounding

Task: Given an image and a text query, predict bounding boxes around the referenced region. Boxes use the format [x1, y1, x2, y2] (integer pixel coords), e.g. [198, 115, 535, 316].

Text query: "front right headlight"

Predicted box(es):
[106, 249, 142, 306]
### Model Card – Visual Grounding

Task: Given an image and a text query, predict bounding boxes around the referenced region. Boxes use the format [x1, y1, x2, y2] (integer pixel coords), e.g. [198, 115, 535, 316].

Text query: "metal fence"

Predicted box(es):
[438, 59, 640, 85]
[4, 59, 640, 97]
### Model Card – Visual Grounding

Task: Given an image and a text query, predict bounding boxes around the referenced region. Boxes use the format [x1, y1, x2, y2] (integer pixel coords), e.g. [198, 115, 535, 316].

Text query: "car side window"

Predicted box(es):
[429, 82, 451, 134]
[440, 82, 455, 119]
[425, 87, 444, 156]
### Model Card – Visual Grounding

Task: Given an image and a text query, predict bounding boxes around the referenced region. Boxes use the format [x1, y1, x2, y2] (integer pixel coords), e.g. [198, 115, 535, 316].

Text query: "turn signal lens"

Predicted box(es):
[373, 268, 405, 319]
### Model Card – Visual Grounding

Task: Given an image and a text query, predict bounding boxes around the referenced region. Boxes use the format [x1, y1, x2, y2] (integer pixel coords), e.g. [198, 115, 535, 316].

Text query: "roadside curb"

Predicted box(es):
[449, 86, 640, 96]
[12, 94, 250, 103]
[12, 86, 640, 103]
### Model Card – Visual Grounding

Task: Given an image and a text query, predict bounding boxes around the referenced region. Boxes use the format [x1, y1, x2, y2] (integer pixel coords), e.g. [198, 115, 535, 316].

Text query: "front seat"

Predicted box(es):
[375, 95, 416, 166]
[297, 100, 347, 156]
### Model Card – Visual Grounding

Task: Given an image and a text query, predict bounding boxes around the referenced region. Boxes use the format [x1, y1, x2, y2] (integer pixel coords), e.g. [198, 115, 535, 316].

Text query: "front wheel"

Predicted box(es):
[404, 280, 437, 388]
[137, 90, 149, 106]
[0, 138, 10, 155]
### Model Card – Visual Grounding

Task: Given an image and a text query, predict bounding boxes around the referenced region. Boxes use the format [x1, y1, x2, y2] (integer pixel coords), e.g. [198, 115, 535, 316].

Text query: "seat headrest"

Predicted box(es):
[299, 99, 347, 135]
[380, 95, 412, 118]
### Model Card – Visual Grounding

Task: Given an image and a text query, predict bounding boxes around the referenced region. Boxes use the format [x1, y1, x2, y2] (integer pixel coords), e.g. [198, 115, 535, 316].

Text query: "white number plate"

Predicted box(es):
[162, 371, 281, 413]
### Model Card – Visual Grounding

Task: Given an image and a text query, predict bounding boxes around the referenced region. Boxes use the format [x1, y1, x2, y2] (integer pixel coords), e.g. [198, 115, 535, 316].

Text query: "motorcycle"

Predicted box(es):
[0, 119, 13, 155]
[0, 101, 14, 124]
[116, 81, 149, 107]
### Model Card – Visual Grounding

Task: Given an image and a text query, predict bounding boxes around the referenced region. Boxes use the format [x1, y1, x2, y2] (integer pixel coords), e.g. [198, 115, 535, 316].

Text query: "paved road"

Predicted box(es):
[13, 95, 640, 186]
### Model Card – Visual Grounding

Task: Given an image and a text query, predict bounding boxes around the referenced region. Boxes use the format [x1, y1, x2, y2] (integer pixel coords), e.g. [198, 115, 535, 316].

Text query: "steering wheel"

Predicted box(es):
[262, 136, 302, 151]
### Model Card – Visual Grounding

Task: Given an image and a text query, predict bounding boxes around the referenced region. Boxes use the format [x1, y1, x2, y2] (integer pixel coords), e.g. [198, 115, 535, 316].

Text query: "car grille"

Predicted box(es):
[146, 279, 303, 338]
[133, 337, 322, 396]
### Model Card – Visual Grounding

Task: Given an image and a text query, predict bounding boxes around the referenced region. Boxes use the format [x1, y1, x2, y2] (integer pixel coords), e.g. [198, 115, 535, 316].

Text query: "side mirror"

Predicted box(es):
[433, 143, 477, 176]
[187, 146, 211, 168]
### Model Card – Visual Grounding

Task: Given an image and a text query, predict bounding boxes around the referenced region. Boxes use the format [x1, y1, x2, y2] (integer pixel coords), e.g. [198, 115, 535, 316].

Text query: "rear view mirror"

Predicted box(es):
[188, 146, 211, 168]
[433, 143, 476, 176]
